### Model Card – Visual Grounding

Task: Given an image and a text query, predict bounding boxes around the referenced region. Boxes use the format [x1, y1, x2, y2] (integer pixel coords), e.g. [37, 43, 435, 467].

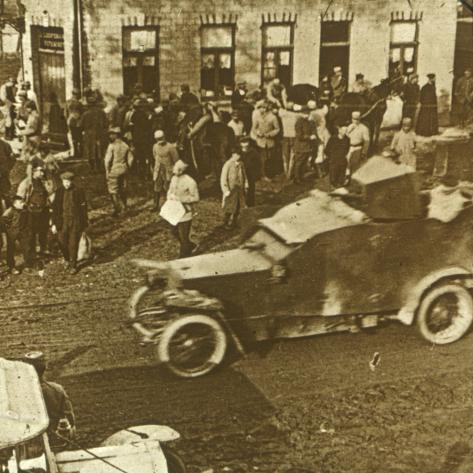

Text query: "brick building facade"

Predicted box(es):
[18, 0, 456, 113]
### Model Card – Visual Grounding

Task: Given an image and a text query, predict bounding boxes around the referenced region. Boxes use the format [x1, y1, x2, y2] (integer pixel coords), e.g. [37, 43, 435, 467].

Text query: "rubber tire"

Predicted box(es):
[162, 446, 187, 473]
[157, 314, 227, 378]
[416, 283, 473, 345]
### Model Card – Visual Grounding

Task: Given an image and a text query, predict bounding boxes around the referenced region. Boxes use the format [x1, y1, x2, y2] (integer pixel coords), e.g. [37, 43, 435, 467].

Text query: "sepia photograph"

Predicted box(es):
[1, 0, 473, 471]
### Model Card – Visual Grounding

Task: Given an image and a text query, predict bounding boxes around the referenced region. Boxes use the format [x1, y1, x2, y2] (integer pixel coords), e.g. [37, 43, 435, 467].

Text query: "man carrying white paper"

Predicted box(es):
[162, 160, 199, 258]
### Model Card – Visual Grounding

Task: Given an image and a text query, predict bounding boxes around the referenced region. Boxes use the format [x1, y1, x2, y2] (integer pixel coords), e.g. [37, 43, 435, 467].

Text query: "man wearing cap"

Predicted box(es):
[24, 352, 76, 439]
[351, 73, 372, 95]
[17, 164, 49, 263]
[416, 74, 439, 137]
[454, 68, 473, 126]
[401, 73, 420, 122]
[104, 127, 134, 216]
[166, 160, 199, 258]
[52, 171, 88, 274]
[251, 101, 280, 181]
[293, 106, 317, 183]
[153, 129, 179, 210]
[346, 110, 370, 173]
[390, 117, 418, 168]
[330, 66, 347, 104]
[78, 94, 108, 171]
[279, 102, 298, 179]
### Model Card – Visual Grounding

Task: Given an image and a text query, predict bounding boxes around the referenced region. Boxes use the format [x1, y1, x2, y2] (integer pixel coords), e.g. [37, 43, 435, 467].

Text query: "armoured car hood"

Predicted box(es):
[56, 441, 168, 473]
[167, 248, 273, 280]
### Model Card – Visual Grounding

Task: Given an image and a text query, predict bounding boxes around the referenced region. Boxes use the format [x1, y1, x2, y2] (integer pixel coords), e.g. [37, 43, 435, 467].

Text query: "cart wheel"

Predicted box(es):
[162, 445, 187, 473]
[417, 283, 473, 345]
[157, 314, 227, 378]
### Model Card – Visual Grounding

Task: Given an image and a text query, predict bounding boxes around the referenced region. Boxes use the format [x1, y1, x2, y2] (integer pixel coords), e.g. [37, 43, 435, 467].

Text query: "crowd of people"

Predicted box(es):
[0, 64, 448, 269]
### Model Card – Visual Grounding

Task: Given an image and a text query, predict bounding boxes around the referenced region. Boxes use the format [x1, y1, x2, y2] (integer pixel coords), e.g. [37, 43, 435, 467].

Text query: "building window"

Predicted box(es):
[122, 26, 159, 97]
[262, 24, 294, 88]
[389, 21, 418, 77]
[200, 25, 235, 98]
[319, 21, 350, 81]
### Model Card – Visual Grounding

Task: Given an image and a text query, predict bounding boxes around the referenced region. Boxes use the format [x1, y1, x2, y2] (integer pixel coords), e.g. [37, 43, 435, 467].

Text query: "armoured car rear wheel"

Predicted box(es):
[417, 283, 473, 345]
[157, 314, 227, 378]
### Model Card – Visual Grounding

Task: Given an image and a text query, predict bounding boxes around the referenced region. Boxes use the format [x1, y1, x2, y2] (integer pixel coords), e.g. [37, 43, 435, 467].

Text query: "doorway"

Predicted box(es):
[31, 26, 66, 113]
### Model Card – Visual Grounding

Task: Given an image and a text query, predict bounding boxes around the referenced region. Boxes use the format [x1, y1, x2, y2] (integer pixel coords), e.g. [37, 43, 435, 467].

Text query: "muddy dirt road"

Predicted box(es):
[3, 158, 473, 472]
[61, 325, 473, 473]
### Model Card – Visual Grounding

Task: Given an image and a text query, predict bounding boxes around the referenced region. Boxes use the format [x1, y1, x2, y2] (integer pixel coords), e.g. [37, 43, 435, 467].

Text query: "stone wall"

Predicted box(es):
[19, 0, 457, 112]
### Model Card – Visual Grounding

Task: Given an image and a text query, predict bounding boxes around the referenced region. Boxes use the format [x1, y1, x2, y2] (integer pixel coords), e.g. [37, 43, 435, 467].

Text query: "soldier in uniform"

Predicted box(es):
[23, 351, 76, 441]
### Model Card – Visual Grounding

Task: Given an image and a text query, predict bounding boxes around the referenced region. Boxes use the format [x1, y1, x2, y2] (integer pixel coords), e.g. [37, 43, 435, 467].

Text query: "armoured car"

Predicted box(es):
[130, 157, 473, 378]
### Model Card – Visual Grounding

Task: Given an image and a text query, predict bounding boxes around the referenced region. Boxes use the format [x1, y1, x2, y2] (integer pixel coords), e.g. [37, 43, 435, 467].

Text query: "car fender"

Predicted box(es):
[396, 266, 473, 325]
[100, 425, 181, 447]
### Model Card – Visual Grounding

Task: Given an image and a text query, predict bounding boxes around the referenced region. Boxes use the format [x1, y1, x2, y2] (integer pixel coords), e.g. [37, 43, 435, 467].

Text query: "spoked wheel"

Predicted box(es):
[157, 314, 227, 378]
[417, 283, 473, 345]
[162, 446, 187, 473]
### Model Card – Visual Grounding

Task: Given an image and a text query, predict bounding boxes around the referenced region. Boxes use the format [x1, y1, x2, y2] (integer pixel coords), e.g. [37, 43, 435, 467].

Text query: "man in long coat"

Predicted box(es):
[454, 68, 473, 126]
[220, 147, 248, 228]
[416, 74, 439, 137]
[51, 171, 88, 274]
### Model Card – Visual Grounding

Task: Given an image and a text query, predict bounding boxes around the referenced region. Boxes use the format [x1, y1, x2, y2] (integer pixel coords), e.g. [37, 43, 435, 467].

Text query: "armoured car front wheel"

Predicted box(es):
[157, 314, 227, 378]
[417, 283, 473, 345]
